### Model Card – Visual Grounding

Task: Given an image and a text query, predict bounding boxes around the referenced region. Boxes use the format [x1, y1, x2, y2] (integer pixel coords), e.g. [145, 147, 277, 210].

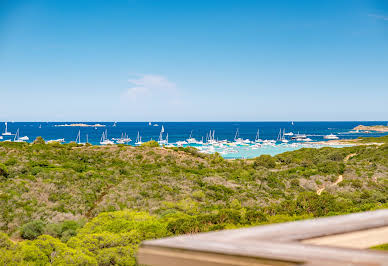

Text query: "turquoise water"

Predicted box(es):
[195, 143, 353, 159]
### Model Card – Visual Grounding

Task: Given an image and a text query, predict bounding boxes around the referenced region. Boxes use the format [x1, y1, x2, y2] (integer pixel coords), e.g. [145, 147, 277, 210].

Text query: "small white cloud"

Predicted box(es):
[121, 74, 185, 120]
[125, 74, 177, 100]
[368, 13, 388, 21]
[128, 74, 176, 90]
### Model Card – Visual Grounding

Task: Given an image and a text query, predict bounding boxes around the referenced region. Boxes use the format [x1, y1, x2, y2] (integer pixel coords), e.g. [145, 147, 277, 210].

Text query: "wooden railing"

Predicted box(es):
[138, 209, 388, 265]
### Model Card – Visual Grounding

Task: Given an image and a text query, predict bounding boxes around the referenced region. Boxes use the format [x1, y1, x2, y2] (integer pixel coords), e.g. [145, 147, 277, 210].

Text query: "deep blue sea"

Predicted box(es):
[2, 121, 387, 158]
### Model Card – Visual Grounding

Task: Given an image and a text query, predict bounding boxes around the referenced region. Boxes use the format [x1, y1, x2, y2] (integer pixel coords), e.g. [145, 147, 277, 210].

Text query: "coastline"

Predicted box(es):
[353, 125, 388, 132]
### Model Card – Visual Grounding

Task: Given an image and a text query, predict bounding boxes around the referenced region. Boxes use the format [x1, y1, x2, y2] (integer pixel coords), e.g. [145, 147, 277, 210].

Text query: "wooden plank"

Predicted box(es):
[138, 210, 388, 265]
[302, 225, 388, 249]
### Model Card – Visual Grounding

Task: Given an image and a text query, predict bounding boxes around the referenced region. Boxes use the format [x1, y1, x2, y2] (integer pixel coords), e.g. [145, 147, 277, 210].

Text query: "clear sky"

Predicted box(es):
[0, 0, 387, 121]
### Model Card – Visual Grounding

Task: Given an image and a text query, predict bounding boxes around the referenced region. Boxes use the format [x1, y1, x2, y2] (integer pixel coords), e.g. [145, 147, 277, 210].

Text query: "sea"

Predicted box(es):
[1, 121, 387, 159]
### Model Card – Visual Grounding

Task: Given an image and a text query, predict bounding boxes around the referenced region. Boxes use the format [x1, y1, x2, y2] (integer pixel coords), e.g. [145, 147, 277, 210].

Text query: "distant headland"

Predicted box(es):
[54, 123, 106, 127]
[353, 125, 388, 132]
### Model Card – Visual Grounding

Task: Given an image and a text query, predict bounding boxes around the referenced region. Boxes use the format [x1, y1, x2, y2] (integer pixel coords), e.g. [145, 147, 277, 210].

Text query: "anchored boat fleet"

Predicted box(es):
[0, 122, 344, 155]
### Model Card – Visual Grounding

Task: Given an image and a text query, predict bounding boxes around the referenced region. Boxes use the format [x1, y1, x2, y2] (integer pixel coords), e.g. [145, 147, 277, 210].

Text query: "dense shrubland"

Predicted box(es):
[0, 137, 387, 264]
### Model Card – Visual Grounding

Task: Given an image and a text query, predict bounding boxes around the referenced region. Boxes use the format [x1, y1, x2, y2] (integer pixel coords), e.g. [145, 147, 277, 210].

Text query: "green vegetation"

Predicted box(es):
[371, 243, 388, 251]
[0, 136, 387, 264]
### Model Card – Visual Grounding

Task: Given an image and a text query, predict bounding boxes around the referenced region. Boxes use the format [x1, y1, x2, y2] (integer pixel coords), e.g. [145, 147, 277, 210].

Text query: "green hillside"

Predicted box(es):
[0, 138, 387, 264]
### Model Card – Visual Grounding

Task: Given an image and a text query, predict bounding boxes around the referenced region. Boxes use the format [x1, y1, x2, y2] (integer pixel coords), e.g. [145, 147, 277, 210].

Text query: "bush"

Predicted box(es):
[21, 220, 45, 240]
[141, 140, 160, 147]
[33, 136, 45, 144]
[0, 163, 8, 178]
[253, 155, 276, 169]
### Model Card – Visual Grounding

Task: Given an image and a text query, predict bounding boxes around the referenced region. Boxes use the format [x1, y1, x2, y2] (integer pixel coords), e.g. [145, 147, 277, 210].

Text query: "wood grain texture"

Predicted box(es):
[138, 209, 388, 265]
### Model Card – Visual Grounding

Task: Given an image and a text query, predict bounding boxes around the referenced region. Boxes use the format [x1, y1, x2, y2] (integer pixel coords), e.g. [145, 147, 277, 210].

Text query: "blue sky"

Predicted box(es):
[0, 0, 387, 121]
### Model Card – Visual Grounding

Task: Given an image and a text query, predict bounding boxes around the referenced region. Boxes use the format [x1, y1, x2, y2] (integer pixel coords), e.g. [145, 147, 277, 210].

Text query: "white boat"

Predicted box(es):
[291, 132, 307, 140]
[176, 141, 188, 146]
[281, 129, 289, 143]
[115, 133, 131, 144]
[153, 124, 159, 127]
[13, 129, 25, 142]
[254, 129, 262, 143]
[233, 129, 249, 145]
[0, 136, 3, 140]
[19, 136, 29, 141]
[75, 130, 85, 145]
[284, 132, 294, 136]
[2, 122, 12, 136]
[324, 134, 339, 140]
[158, 126, 168, 145]
[251, 143, 262, 149]
[113, 122, 117, 127]
[135, 131, 143, 145]
[100, 130, 114, 145]
[148, 122, 152, 126]
[186, 130, 197, 143]
[276, 128, 288, 143]
[47, 138, 65, 143]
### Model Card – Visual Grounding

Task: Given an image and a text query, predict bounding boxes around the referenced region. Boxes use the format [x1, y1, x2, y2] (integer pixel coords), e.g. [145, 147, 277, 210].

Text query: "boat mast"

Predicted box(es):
[14, 129, 19, 141]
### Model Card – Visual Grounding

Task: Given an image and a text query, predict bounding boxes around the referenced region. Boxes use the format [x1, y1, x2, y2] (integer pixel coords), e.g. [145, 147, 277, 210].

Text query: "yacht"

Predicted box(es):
[158, 126, 168, 145]
[284, 131, 294, 136]
[135, 131, 143, 145]
[13, 129, 25, 142]
[291, 132, 307, 140]
[19, 136, 29, 141]
[47, 138, 65, 143]
[2, 122, 12, 136]
[176, 140, 188, 146]
[115, 133, 131, 144]
[251, 143, 262, 149]
[254, 129, 262, 143]
[75, 130, 85, 145]
[233, 129, 249, 145]
[186, 130, 197, 143]
[100, 130, 114, 145]
[324, 134, 339, 140]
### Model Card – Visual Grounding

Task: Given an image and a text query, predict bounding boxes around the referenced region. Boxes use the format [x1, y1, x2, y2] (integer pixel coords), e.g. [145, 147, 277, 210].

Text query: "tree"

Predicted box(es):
[21, 220, 45, 240]
[33, 136, 45, 144]
[0, 163, 8, 178]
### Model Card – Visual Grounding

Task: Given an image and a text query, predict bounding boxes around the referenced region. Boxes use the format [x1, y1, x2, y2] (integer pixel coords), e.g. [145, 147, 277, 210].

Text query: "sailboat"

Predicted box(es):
[158, 126, 168, 145]
[254, 129, 262, 143]
[186, 130, 197, 143]
[13, 129, 23, 142]
[2, 122, 12, 136]
[75, 130, 85, 145]
[148, 122, 152, 126]
[135, 131, 143, 145]
[100, 130, 114, 145]
[116, 132, 132, 144]
[281, 129, 289, 143]
[233, 129, 249, 145]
